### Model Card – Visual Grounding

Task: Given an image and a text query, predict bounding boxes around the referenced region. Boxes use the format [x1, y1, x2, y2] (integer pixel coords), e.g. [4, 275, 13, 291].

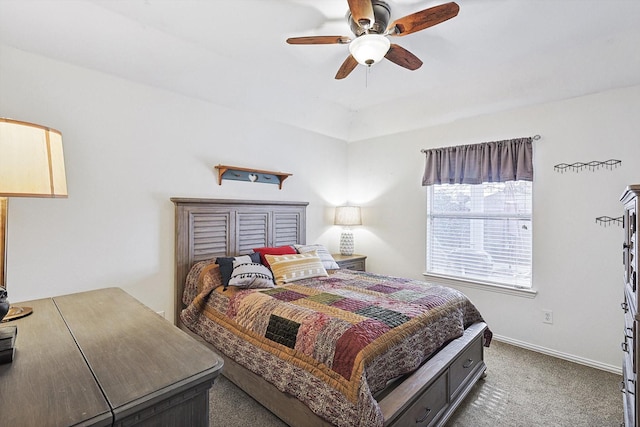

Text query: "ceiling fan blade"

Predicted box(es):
[385, 44, 423, 70]
[335, 55, 359, 79]
[347, 0, 375, 29]
[287, 36, 351, 45]
[388, 2, 459, 37]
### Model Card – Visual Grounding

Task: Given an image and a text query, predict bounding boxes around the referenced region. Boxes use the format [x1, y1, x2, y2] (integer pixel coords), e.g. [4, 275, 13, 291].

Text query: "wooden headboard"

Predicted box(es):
[171, 198, 308, 324]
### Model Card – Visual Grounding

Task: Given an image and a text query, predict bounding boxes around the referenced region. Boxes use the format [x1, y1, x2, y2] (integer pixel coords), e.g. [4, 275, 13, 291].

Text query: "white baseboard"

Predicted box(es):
[492, 334, 621, 375]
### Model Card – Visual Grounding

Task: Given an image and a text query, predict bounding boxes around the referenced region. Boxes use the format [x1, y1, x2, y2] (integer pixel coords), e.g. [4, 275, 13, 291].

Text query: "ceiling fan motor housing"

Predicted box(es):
[348, 0, 391, 36]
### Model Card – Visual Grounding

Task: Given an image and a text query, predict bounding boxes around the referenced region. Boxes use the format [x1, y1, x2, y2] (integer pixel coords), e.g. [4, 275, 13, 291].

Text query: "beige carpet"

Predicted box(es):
[209, 340, 622, 426]
[446, 341, 622, 426]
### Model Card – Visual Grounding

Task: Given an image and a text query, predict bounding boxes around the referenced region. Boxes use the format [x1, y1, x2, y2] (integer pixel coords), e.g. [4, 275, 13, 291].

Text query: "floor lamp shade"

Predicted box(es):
[0, 118, 68, 321]
[334, 206, 362, 256]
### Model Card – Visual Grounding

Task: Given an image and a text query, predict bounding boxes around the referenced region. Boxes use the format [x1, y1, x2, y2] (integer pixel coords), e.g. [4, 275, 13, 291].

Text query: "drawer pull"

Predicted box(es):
[622, 342, 629, 353]
[416, 407, 432, 423]
[622, 302, 629, 312]
[620, 380, 635, 395]
[629, 379, 636, 395]
[462, 358, 474, 369]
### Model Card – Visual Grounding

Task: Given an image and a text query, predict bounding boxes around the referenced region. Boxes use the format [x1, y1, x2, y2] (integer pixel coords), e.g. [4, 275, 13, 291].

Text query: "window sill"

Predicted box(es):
[421, 273, 537, 299]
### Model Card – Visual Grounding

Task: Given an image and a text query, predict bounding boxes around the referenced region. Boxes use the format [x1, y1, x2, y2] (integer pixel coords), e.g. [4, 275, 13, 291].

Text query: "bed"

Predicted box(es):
[172, 198, 489, 427]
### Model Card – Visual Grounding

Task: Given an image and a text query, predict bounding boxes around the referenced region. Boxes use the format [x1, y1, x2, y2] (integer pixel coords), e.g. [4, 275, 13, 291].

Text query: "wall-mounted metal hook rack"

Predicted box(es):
[554, 159, 621, 173]
[595, 216, 623, 227]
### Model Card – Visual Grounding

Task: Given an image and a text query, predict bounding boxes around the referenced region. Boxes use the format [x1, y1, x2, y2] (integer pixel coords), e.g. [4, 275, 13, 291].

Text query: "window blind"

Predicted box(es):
[426, 181, 532, 288]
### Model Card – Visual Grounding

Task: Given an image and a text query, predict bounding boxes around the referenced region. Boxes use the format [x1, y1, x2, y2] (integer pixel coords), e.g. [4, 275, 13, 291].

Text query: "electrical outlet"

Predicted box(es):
[542, 309, 553, 324]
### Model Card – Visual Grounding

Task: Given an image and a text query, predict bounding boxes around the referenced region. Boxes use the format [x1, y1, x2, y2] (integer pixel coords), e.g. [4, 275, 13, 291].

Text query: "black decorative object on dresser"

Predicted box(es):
[332, 253, 367, 271]
[621, 185, 640, 427]
[0, 286, 9, 322]
[0, 288, 223, 426]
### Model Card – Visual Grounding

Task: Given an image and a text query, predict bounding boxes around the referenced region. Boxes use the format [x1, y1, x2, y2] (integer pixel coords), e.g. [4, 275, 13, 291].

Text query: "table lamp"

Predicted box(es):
[334, 206, 362, 256]
[0, 118, 68, 322]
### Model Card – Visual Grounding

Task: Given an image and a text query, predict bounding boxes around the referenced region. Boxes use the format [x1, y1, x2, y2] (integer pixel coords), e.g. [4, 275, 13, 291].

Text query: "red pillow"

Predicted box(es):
[253, 246, 297, 267]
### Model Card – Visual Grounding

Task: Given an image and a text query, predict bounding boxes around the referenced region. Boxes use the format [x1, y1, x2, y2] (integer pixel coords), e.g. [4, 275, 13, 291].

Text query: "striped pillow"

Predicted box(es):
[294, 244, 339, 270]
[265, 251, 328, 285]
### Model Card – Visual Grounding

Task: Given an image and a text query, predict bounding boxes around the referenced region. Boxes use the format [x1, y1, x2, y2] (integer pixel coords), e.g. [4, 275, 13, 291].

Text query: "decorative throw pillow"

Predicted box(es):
[227, 255, 275, 289]
[216, 252, 261, 288]
[252, 245, 297, 267]
[265, 251, 328, 285]
[294, 244, 339, 270]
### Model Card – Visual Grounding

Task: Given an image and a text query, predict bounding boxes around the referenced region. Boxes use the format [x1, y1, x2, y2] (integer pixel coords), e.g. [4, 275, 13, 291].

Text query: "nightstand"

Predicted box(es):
[1, 288, 223, 426]
[332, 254, 367, 271]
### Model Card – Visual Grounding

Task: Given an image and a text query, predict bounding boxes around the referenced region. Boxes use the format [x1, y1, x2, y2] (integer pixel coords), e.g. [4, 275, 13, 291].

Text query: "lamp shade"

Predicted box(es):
[334, 206, 362, 226]
[348, 34, 391, 66]
[0, 118, 68, 198]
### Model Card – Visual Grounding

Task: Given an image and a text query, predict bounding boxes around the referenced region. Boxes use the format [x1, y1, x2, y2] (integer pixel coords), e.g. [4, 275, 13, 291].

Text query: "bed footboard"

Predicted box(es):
[378, 321, 487, 426]
[181, 321, 486, 427]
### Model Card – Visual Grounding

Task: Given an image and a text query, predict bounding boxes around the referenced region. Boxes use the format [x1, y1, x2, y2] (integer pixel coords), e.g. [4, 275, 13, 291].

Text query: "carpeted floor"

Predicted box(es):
[209, 340, 623, 427]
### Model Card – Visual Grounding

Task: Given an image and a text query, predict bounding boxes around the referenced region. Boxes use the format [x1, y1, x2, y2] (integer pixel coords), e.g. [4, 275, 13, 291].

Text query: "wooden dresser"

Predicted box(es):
[622, 185, 640, 426]
[0, 287, 223, 427]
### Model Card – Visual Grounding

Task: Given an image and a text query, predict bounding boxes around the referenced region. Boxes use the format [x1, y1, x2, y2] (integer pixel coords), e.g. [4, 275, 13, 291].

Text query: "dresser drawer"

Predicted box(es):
[623, 294, 637, 374]
[626, 282, 637, 314]
[623, 326, 635, 374]
[623, 360, 636, 427]
[341, 259, 365, 271]
[450, 334, 483, 399]
[394, 372, 448, 427]
[332, 255, 366, 272]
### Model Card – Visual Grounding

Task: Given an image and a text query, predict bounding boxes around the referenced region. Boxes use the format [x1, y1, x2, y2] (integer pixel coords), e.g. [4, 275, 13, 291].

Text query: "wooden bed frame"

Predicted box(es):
[172, 197, 487, 427]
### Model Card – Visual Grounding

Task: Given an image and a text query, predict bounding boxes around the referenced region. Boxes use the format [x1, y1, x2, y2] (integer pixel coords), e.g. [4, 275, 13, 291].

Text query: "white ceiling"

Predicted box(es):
[1, 0, 639, 141]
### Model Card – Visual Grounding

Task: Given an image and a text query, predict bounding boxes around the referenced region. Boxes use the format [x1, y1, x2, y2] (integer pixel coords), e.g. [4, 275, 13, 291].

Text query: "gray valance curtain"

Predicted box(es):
[421, 137, 533, 186]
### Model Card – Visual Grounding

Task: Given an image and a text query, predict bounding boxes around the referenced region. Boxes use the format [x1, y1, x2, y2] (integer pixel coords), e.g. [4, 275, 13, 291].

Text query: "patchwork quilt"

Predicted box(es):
[181, 268, 488, 427]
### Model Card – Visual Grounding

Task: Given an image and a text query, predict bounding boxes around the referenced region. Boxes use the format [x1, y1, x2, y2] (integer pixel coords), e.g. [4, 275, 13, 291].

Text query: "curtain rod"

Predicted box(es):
[420, 135, 541, 153]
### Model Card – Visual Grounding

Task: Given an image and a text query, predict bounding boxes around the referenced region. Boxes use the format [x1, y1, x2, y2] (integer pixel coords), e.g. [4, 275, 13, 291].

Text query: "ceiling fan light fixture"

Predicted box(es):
[348, 34, 390, 66]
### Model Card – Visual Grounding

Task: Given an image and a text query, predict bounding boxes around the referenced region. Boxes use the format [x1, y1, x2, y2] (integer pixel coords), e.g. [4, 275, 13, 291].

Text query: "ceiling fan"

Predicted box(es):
[287, 1, 459, 79]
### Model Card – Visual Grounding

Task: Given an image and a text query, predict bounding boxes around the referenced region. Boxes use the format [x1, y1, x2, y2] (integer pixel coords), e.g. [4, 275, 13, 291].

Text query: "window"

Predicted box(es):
[426, 181, 532, 288]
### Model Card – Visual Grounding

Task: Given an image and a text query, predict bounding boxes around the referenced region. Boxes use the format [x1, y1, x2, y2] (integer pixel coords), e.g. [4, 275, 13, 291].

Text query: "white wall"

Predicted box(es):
[3, 41, 638, 372]
[0, 45, 348, 321]
[348, 85, 640, 371]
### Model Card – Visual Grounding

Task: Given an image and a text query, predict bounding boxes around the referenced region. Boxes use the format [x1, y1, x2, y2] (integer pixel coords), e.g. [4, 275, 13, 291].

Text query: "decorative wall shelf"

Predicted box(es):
[554, 159, 621, 173]
[214, 165, 292, 190]
[595, 216, 623, 227]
